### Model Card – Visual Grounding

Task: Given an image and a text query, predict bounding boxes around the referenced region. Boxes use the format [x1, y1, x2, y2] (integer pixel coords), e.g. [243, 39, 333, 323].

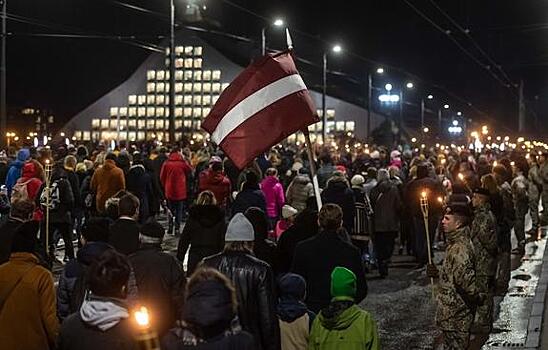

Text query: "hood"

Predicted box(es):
[77, 241, 112, 266]
[319, 302, 360, 330]
[262, 175, 280, 187]
[168, 152, 184, 162]
[202, 169, 227, 185]
[327, 176, 349, 190]
[129, 164, 145, 173]
[292, 174, 311, 185]
[79, 297, 129, 331]
[277, 273, 308, 322]
[16, 149, 30, 162]
[375, 180, 393, 193]
[22, 161, 38, 179]
[189, 205, 224, 227]
[102, 159, 117, 170]
[182, 280, 234, 334]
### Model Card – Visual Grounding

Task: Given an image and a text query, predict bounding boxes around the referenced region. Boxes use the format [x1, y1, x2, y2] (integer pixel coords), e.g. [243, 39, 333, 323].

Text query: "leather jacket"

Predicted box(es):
[201, 250, 280, 350]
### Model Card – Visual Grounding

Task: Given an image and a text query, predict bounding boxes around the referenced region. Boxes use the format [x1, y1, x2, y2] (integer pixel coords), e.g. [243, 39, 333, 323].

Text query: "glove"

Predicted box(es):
[426, 263, 439, 279]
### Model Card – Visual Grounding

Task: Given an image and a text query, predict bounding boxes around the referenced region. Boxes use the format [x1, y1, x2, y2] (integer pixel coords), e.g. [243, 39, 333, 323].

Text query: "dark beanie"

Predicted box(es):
[140, 219, 165, 239]
[278, 273, 306, 301]
[11, 221, 39, 253]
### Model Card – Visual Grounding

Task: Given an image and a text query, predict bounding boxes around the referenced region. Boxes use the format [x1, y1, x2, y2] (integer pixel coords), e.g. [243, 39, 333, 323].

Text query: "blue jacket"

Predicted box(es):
[5, 149, 30, 197]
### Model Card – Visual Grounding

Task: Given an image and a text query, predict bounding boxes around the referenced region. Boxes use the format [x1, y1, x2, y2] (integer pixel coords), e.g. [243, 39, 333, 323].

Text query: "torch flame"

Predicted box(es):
[437, 197, 443, 203]
[421, 191, 427, 198]
[45, 159, 50, 165]
[135, 306, 150, 327]
[493, 160, 498, 167]
[458, 173, 464, 181]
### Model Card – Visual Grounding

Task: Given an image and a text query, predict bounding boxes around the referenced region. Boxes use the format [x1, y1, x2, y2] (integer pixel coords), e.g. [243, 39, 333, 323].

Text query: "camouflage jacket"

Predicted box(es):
[540, 162, 548, 189]
[511, 174, 529, 205]
[436, 226, 478, 331]
[470, 203, 497, 277]
[528, 165, 542, 195]
[499, 182, 515, 225]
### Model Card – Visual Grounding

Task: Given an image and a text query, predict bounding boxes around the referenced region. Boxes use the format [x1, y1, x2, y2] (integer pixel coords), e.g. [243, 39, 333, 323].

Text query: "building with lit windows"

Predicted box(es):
[61, 30, 386, 144]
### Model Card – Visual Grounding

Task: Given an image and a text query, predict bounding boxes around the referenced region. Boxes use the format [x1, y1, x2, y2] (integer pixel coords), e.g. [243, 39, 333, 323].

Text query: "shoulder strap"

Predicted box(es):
[0, 265, 35, 315]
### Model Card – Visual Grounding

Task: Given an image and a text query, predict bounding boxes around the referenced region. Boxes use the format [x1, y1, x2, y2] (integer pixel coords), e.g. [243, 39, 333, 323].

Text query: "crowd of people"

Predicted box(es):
[0, 138, 545, 350]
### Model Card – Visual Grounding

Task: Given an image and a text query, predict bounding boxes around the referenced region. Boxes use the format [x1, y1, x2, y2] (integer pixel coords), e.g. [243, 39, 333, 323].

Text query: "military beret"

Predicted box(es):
[445, 204, 472, 218]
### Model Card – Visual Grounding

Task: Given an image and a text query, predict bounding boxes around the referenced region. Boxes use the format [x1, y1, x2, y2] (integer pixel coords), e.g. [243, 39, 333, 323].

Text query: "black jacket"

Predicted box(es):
[201, 251, 280, 350]
[37, 167, 74, 224]
[129, 244, 186, 336]
[126, 164, 153, 223]
[275, 208, 319, 275]
[231, 186, 267, 216]
[370, 180, 401, 232]
[108, 218, 140, 255]
[177, 205, 226, 275]
[405, 166, 444, 218]
[144, 158, 165, 216]
[321, 178, 356, 233]
[65, 168, 81, 209]
[291, 230, 368, 313]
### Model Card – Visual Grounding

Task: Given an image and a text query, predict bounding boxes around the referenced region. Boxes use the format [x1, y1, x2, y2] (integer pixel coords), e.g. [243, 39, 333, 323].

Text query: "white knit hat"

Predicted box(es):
[225, 213, 255, 241]
[351, 174, 365, 186]
[282, 205, 298, 219]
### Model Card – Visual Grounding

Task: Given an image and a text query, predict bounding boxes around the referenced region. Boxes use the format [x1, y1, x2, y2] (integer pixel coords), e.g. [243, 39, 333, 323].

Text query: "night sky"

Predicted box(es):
[6, 0, 548, 134]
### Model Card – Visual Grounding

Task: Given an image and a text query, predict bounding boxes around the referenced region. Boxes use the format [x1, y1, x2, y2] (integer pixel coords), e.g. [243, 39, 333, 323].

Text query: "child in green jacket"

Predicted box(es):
[308, 267, 379, 350]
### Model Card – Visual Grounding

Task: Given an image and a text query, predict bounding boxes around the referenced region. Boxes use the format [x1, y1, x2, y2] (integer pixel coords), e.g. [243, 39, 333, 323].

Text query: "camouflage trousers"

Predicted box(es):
[529, 189, 540, 231]
[475, 275, 495, 330]
[442, 331, 469, 350]
[514, 202, 528, 247]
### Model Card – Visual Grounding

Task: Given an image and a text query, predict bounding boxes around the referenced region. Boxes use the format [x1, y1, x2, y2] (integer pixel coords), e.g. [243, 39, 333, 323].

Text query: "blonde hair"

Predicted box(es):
[64, 155, 77, 170]
[196, 190, 217, 206]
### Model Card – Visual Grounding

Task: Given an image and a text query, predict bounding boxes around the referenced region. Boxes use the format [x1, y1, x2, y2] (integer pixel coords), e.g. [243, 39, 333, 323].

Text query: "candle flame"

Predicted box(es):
[493, 160, 497, 167]
[45, 159, 50, 165]
[421, 191, 427, 198]
[437, 197, 443, 203]
[458, 173, 464, 181]
[134, 306, 150, 327]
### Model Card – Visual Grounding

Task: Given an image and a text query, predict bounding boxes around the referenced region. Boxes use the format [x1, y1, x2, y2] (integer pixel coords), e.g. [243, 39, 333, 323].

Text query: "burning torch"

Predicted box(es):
[134, 306, 160, 350]
[44, 159, 52, 256]
[420, 190, 435, 296]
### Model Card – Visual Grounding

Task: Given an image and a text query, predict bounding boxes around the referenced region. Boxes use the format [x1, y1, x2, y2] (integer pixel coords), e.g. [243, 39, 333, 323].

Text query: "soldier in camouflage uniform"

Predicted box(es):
[528, 154, 542, 236]
[539, 153, 548, 229]
[427, 204, 481, 350]
[493, 165, 514, 293]
[470, 188, 498, 333]
[511, 162, 529, 254]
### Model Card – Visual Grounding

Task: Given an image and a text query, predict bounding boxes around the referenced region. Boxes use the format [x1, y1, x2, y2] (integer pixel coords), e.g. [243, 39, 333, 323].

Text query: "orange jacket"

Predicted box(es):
[91, 159, 126, 212]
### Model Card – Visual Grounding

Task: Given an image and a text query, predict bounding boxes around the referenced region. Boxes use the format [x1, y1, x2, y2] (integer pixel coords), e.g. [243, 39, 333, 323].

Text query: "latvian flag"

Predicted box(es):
[202, 51, 319, 169]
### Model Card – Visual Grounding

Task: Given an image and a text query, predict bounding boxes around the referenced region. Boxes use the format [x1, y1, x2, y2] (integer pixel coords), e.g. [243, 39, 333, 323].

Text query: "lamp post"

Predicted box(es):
[322, 44, 342, 143]
[261, 18, 285, 56]
[366, 72, 372, 141]
[1, 0, 6, 148]
[168, 0, 176, 144]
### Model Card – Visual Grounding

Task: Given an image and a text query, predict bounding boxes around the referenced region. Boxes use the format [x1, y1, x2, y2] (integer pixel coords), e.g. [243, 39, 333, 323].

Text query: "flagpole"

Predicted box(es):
[304, 130, 322, 210]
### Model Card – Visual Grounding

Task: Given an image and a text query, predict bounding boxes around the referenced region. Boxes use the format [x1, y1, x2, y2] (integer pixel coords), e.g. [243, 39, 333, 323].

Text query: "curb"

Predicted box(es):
[524, 238, 548, 349]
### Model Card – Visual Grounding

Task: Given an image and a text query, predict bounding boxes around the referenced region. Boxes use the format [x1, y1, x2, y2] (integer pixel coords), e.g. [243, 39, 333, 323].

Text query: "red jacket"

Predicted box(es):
[17, 162, 44, 221]
[198, 169, 231, 206]
[160, 152, 192, 201]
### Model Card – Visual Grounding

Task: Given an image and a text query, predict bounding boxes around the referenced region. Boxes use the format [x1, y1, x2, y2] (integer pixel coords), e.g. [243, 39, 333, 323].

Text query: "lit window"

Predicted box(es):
[175, 108, 183, 117]
[128, 107, 136, 117]
[175, 83, 183, 93]
[203, 107, 211, 116]
[336, 121, 345, 131]
[156, 95, 166, 105]
[184, 83, 192, 93]
[137, 120, 145, 129]
[184, 71, 193, 81]
[212, 83, 221, 93]
[110, 107, 118, 116]
[193, 71, 202, 80]
[119, 107, 127, 116]
[327, 109, 335, 119]
[203, 83, 211, 93]
[128, 95, 137, 105]
[184, 108, 192, 117]
[175, 46, 184, 55]
[92, 119, 100, 129]
[184, 46, 193, 55]
[193, 108, 202, 118]
[184, 120, 192, 128]
[146, 83, 155, 93]
[202, 70, 211, 81]
[346, 121, 355, 131]
[156, 107, 165, 117]
[175, 120, 183, 129]
[221, 83, 230, 91]
[193, 96, 202, 105]
[138, 95, 146, 105]
[100, 119, 110, 130]
[156, 120, 164, 128]
[175, 96, 183, 105]
[74, 131, 82, 139]
[165, 71, 170, 80]
[193, 59, 202, 69]
[212, 95, 219, 104]
[193, 46, 202, 56]
[193, 83, 202, 93]
[128, 120, 136, 128]
[119, 120, 127, 128]
[147, 70, 156, 81]
[184, 58, 193, 68]
[147, 95, 155, 105]
[326, 121, 335, 132]
[138, 107, 146, 117]
[128, 131, 136, 141]
[203, 95, 212, 105]
[175, 58, 184, 68]
[212, 70, 221, 81]
[147, 107, 155, 116]
[156, 82, 165, 93]
[164, 108, 170, 117]
[147, 120, 155, 130]
[184, 96, 192, 105]
[83, 131, 91, 141]
[175, 70, 183, 81]
[156, 70, 165, 80]
[196, 121, 201, 129]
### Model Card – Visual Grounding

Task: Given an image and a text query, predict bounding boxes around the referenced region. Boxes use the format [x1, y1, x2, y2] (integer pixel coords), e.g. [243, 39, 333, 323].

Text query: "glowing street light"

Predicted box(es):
[457, 111, 462, 116]
[385, 83, 393, 92]
[452, 120, 459, 126]
[376, 67, 384, 74]
[273, 18, 284, 27]
[427, 94, 434, 100]
[332, 44, 342, 53]
[406, 82, 414, 89]
[444, 104, 450, 109]
[423, 127, 429, 133]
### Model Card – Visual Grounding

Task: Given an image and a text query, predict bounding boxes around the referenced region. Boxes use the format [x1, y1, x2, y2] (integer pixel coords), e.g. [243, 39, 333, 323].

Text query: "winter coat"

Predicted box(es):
[144, 158, 165, 216]
[108, 218, 140, 255]
[91, 159, 126, 212]
[36, 167, 75, 224]
[65, 168, 81, 209]
[129, 244, 186, 336]
[177, 204, 226, 275]
[0, 252, 59, 350]
[57, 241, 113, 321]
[201, 251, 281, 350]
[286, 175, 314, 213]
[79, 170, 94, 210]
[261, 176, 285, 219]
[232, 184, 267, 216]
[275, 208, 319, 275]
[404, 167, 444, 218]
[308, 302, 379, 350]
[161, 153, 192, 201]
[5, 148, 30, 197]
[58, 297, 137, 350]
[291, 231, 368, 313]
[317, 164, 336, 189]
[17, 161, 43, 201]
[126, 164, 153, 223]
[363, 179, 377, 197]
[321, 178, 356, 234]
[199, 169, 231, 206]
[0, 217, 27, 264]
[369, 180, 401, 232]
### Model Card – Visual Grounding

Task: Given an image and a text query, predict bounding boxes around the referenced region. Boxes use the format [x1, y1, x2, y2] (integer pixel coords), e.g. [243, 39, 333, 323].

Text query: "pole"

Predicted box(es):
[399, 90, 403, 143]
[44, 160, 51, 257]
[367, 72, 372, 142]
[322, 52, 327, 143]
[168, 0, 176, 144]
[0, 0, 6, 149]
[420, 192, 435, 298]
[420, 98, 425, 128]
[518, 80, 525, 133]
[261, 27, 266, 56]
[437, 109, 442, 134]
[304, 130, 323, 210]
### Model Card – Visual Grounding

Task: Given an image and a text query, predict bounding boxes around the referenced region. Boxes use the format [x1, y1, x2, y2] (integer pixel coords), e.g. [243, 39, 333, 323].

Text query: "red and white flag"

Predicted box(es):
[202, 51, 319, 169]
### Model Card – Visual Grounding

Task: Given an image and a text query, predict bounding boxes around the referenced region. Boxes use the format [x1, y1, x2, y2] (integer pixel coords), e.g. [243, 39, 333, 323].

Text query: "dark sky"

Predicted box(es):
[6, 0, 548, 133]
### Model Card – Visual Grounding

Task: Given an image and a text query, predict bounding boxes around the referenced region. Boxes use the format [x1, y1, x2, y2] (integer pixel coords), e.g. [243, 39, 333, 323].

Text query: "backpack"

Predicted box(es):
[11, 179, 32, 203]
[39, 179, 62, 211]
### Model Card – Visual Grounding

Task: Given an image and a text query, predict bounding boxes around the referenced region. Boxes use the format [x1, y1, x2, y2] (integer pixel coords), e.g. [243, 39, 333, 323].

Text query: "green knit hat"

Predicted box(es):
[330, 267, 357, 301]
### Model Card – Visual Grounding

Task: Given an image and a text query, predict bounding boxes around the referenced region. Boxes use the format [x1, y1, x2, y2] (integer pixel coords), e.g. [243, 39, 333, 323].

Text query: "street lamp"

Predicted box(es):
[444, 104, 450, 109]
[376, 67, 384, 74]
[457, 111, 462, 116]
[406, 82, 414, 89]
[322, 44, 342, 143]
[385, 83, 393, 92]
[261, 17, 286, 56]
[427, 94, 433, 100]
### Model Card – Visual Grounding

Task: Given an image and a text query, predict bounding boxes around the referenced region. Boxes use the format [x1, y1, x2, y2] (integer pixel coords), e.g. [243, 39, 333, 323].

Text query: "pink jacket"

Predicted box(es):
[260, 176, 285, 218]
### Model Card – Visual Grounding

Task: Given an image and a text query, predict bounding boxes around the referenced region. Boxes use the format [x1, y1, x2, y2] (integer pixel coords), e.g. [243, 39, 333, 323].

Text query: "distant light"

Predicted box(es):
[496, 136, 501, 141]
[273, 18, 284, 27]
[444, 104, 450, 109]
[504, 136, 510, 141]
[65, 138, 69, 146]
[411, 137, 417, 143]
[378, 94, 400, 103]
[385, 83, 393, 92]
[376, 67, 384, 74]
[43, 135, 48, 145]
[60, 132, 65, 137]
[457, 111, 462, 116]
[448, 126, 462, 134]
[332, 44, 342, 53]
[427, 95, 434, 100]
[33, 137, 38, 148]
[406, 82, 414, 89]
[110, 140, 115, 150]
[452, 120, 459, 126]
[423, 127, 429, 133]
